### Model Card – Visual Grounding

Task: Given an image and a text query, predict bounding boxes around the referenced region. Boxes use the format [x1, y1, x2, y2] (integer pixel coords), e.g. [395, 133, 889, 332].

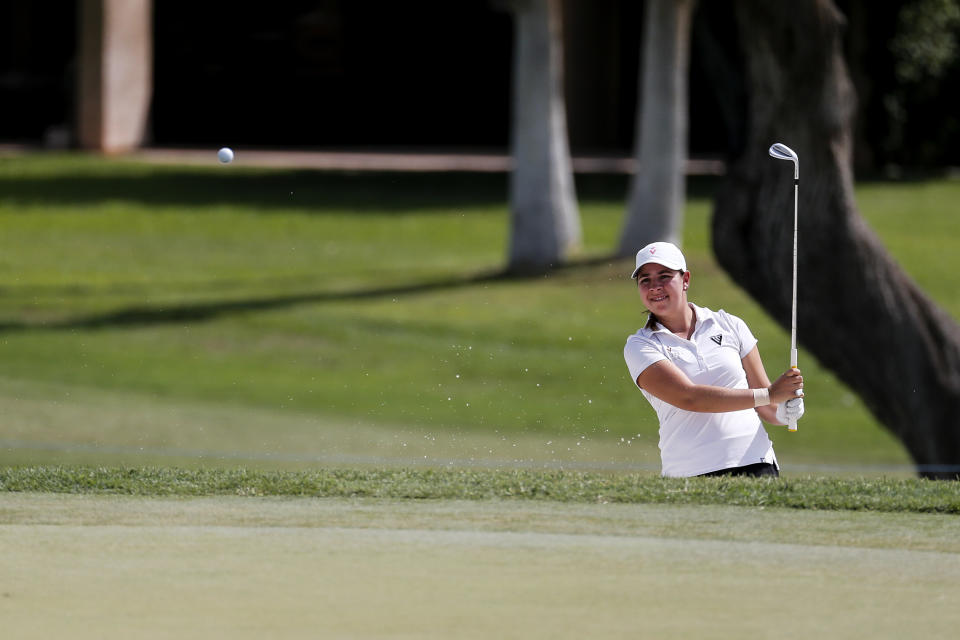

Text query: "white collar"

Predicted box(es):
[649, 303, 707, 335]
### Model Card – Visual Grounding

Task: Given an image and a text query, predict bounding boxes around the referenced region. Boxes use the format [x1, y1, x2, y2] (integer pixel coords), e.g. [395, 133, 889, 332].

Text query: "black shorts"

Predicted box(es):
[699, 462, 779, 478]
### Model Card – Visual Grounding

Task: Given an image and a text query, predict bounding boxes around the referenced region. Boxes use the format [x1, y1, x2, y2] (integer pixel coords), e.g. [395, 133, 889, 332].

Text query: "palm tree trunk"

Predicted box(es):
[618, 0, 696, 256]
[502, 0, 581, 274]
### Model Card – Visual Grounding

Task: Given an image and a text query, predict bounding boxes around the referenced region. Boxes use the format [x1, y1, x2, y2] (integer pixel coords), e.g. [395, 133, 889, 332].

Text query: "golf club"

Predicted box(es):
[768, 142, 800, 432]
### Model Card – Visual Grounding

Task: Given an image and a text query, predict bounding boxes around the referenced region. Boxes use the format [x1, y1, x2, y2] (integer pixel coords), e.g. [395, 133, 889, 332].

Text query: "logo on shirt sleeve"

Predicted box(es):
[710, 334, 723, 346]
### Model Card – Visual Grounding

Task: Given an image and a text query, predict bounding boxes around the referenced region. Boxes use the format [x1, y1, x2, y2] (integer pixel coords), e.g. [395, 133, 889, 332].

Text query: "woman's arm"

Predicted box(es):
[741, 346, 781, 424]
[635, 347, 803, 414]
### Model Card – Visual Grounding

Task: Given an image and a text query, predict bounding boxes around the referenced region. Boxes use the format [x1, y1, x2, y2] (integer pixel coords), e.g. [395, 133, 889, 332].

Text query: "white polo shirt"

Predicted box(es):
[623, 304, 777, 477]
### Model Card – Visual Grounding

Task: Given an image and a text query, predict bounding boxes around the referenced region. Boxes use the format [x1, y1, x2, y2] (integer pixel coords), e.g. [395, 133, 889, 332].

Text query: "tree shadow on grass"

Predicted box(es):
[0, 168, 510, 214]
[0, 255, 627, 333]
[0, 165, 693, 213]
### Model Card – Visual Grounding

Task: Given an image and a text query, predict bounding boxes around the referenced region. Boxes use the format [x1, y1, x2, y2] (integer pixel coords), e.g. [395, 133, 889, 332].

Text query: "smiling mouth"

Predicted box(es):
[650, 294, 668, 302]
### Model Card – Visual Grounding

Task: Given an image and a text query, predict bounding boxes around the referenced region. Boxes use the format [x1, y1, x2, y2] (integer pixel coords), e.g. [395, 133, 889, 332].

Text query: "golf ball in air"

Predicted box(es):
[217, 147, 234, 164]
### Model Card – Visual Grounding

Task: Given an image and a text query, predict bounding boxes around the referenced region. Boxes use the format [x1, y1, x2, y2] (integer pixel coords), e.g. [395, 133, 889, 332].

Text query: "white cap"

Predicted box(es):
[630, 242, 687, 279]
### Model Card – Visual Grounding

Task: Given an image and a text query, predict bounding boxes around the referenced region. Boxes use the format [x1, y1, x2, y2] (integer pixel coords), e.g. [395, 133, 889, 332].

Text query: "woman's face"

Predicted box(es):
[635, 264, 689, 315]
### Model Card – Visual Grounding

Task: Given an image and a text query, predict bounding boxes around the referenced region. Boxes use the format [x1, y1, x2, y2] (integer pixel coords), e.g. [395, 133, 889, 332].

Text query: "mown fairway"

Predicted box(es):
[3, 491, 960, 639]
[3, 469, 959, 638]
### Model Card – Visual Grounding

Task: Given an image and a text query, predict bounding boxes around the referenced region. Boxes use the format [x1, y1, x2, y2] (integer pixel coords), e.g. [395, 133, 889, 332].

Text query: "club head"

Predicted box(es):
[768, 143, 798, 163]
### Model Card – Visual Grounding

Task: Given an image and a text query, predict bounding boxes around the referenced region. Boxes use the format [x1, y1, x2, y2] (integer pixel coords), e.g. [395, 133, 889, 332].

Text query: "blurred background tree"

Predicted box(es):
[844, 0, 960, 171]
[2, 0, 959, 171]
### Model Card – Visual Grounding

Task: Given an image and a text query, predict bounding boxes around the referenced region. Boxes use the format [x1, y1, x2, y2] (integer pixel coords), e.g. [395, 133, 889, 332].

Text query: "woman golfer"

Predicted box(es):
[623, 242, 804, 478]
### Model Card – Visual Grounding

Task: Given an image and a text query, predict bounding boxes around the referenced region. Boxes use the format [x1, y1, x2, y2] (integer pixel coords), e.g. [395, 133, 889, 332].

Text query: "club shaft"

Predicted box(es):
[789, 174, 798, 432]
[791, 179, 798, 366]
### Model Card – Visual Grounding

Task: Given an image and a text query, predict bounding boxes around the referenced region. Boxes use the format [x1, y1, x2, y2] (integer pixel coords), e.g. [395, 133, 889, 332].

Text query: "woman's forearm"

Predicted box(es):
[755, 404, 783, 425]
[660, 383, 762, 413]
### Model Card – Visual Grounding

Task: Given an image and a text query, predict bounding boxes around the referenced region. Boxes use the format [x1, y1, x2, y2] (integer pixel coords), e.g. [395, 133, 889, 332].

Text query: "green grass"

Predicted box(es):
[3, 154, 958, 638]
[2, 493, 959, 639]
[1, 152, 958, 472]
[3, 466, 959, 513]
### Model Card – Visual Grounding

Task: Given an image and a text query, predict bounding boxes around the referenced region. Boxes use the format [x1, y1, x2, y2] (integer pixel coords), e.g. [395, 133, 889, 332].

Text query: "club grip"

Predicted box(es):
[787, 389, 801, 432]
[788, 349, 799, 431]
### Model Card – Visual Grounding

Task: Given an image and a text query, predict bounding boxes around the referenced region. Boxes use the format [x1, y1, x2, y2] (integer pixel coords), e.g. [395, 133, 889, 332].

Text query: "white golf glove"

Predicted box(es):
[776, 397, 805, 425]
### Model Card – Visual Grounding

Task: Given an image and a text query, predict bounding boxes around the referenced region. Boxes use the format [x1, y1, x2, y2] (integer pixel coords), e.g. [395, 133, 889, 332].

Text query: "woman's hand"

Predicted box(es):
[768, 367, 803, 405]
[775, 397, 805, 424]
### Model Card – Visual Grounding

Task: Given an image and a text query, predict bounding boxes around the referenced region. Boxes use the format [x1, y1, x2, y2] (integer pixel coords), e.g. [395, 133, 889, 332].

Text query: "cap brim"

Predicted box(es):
[631, 260, 683, 279]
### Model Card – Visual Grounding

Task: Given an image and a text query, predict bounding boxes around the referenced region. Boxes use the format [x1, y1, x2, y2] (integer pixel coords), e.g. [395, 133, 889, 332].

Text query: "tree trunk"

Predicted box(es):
[617, 0, 696, 256]
[77, 0, 153, 152]
[713, 0, 960, 478]
[502, 0, 581, 274]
